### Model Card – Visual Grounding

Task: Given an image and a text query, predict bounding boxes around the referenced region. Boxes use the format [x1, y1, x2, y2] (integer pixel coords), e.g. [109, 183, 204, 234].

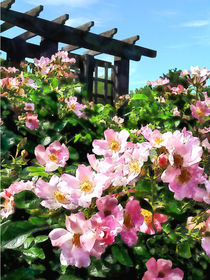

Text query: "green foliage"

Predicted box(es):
[1, 61, 210, 280]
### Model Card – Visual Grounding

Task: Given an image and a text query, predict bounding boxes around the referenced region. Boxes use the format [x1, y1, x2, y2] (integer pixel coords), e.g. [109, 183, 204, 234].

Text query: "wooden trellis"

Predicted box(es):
[0, 0, 157, 104]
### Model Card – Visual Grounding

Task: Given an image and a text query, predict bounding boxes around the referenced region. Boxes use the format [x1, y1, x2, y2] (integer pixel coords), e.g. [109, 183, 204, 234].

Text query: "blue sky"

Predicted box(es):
[1, 0, 210, 90]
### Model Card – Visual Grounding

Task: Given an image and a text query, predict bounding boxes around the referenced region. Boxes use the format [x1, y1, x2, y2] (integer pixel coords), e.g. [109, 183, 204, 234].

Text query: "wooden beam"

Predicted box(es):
[0, 0, 15, 9]
[15, 14, 69, 41]
[84, 34, 139, 57]
[1, 36, 40, 58]
[83, 28, 118, 56]
[1, 8, 157, 60]
[1, 5, 43, 33]
[62, 21, 94, 52]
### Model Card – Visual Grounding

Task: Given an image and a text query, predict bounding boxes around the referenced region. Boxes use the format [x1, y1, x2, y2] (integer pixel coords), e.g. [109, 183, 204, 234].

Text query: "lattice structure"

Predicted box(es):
[0, 0, 157, 104]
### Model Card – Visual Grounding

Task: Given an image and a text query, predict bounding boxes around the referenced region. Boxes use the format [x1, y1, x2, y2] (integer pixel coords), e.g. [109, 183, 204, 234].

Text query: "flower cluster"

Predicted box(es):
[0, 180, 34, 218]
[141, 126, 208, 201]
[181, 66, 210, 88]
[190, 92, 210, 123]
[34, 51, 76, 79]
[65, 96, 87, 118]
[49, 196, 144, 267]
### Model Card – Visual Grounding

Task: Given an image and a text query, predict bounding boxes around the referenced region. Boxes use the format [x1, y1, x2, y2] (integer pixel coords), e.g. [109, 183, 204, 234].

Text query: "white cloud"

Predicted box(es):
[66, 17, 103, 27]
[26, 0, 98, 8]
[181, 20, 210, 27]
[152, 10, 177, 17]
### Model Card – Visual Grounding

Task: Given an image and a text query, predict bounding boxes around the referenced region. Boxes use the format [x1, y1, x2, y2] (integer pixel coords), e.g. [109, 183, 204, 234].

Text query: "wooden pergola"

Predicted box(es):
[0, 0, 157, 104]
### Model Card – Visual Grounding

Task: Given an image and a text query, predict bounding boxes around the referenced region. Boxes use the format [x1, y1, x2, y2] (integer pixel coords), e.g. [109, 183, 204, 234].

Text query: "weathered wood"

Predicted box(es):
[94, 63, 98, 103]
[104, 62, 109, 104]
[114, 58, 129, 96]
[1, 36, 40, 58]
[39, 40, 58, 58]
[15, 14, 69, 41]
[83, 28, 118, 56]
[81, 55, 95, 100]
[123, 35, 140, 44]
[1, 8, 157, 60]
[0, 0, 15, 9]
[1, 5, 43, 33]
[62, 21, 94, 52]
[85, 35, 140, 57]
[6, 37, 27, 67]
[94, 77, 112, 84]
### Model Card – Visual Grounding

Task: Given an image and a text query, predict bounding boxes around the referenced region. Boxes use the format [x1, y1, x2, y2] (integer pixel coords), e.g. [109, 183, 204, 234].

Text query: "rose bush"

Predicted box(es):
[1, 55, 210, 279]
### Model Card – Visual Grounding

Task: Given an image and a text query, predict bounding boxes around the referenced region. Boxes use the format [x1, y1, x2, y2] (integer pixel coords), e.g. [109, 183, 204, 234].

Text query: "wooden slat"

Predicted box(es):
[62, 21, 94, 52]
[93, 77, 113, 84]
[104, 62, 108, 104]
[83, 28, 118, 56]
[15, 14, 69, 41]
[0, 0, 15, 9]
[95, 94, 112, 99]
[94, 62, 98, 104]
[1, 8, 157, 60]
[123, 35, 139, 44]
[1, 5, 43, 33]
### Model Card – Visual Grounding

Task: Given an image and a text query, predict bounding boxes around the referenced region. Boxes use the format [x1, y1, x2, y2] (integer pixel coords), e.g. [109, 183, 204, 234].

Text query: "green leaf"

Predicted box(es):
[132, 93, 149, 101]
[34, 235, 48, 243]
[135, 179, 152, 193]
[23, 247, 45, 260]
[26, 166, 45, 172]
[1, 221, 36, 249]
[23, 237, 34, 249]
[29, 217, 46, 226]
[14, 191, 41, 209]
[178, 241, 192, 259]
[68, 146, 79, 160]
[111, 245, 133, 267]
[51, 77, 58, 89]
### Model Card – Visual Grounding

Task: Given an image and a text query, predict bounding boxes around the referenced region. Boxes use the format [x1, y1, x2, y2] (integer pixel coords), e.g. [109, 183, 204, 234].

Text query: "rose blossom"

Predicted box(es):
[24, 102, 34, 111]
[92, 129, 130, 156]
[35, 175, 77, 210]
[58, 165, 108, 208]
[120, 198, 144, 246]
[65, 96, 86, 118]
[25, 113, 39, 130]
[140, 209, 168, 235]
[49, 213, 96, 268]
[35, 140, 69, 172]
[142, 257, 184, 280]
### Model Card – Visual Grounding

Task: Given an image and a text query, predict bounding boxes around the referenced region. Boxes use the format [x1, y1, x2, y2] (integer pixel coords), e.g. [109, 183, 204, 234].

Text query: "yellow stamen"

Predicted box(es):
[110, 140, 120, 151]
[49, 153, 58, 162]
[130, 160, 140, 173]
[54, 191, 66, 203]
[141, 209, 153, 224]
[196, 108, 205, 117]
[154, 137, 164, 145]
[70, 104, 76, 110]
[80, 181, 93, 193]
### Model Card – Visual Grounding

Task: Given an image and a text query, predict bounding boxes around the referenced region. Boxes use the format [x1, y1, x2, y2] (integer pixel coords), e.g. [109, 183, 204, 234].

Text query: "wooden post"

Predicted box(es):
[39, 39, 58, 58]
[81, 54, 95, 101]
[114, 57, 129, 97]
[7, 37, 27, 67]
